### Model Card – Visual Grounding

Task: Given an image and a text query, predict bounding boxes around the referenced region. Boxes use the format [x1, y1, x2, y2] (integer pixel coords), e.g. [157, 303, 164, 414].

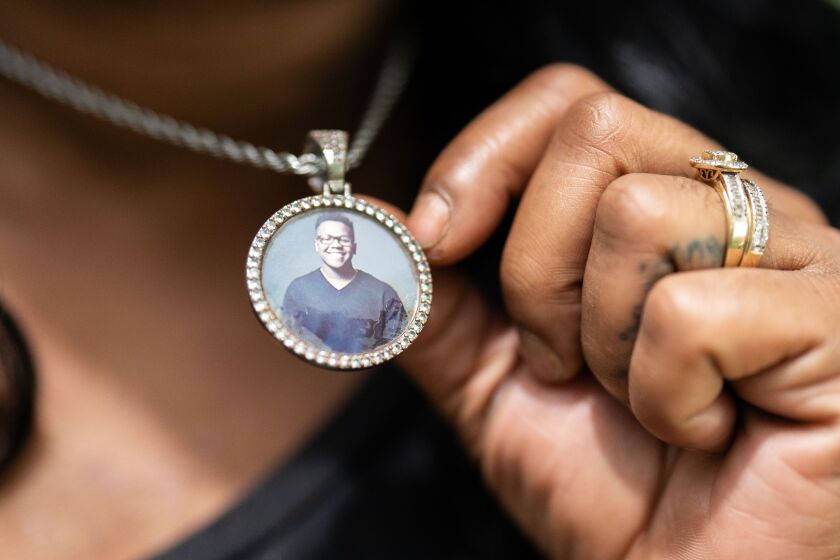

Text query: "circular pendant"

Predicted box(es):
[246, 194, 432, 370]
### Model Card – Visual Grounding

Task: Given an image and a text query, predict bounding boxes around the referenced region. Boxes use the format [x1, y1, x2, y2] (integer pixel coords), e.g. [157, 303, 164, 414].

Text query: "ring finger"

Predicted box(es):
[580, 172, 810, 402]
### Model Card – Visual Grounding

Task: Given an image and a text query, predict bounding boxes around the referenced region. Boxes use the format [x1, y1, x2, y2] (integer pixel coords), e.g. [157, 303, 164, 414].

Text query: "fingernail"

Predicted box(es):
[411, 192, 450, 249]
[518, 329, 570, 383]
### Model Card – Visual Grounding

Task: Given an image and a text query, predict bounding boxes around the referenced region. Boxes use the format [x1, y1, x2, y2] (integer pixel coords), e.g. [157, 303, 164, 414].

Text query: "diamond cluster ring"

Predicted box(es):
[690, 150, 769, 268]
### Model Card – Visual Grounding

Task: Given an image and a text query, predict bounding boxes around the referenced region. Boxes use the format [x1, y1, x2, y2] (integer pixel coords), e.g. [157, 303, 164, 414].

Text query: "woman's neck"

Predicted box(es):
[0, 1, 409, 557]
[0, 0, 395, 132]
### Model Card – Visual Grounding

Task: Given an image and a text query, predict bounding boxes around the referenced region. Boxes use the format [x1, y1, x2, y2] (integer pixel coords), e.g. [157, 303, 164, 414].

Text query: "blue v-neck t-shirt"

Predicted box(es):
[282, 269, 407, 353]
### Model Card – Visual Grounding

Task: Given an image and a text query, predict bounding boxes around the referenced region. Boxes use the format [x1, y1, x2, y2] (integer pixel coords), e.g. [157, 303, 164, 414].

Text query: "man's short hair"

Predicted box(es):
[315, 212, 355, 238]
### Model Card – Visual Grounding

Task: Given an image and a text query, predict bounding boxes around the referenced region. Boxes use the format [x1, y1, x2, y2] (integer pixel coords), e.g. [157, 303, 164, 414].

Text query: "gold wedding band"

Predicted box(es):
[690, 150, 768, 268]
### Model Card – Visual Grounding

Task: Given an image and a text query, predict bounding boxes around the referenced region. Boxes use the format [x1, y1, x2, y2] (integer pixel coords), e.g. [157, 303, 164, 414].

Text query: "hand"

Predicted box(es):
[393, 65, 840, 559]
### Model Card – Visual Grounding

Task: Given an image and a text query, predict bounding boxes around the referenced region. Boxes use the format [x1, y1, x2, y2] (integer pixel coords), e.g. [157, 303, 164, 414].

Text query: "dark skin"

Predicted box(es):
[617, 236, 723, 373]
[400, 68, 840, 558]
[3, 3, 840, 559]
[0, 1, 399, 558]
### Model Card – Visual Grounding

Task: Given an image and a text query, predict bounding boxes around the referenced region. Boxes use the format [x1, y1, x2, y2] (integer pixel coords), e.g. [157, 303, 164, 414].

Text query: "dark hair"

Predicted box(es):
[315, 213, 355, 237]
[0, 307, 35, 473]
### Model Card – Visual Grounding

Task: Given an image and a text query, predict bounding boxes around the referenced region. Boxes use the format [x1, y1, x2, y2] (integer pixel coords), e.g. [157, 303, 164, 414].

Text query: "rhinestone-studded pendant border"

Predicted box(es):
[246, 194, 433, 371]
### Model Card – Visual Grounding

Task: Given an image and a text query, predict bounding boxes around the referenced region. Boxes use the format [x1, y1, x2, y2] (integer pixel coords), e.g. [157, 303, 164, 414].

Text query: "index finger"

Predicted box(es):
[406, 64, 610, 264]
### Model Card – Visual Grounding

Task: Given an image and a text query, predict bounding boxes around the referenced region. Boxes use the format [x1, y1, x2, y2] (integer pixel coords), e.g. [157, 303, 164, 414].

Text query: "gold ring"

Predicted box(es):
[690, 150, 751, 267]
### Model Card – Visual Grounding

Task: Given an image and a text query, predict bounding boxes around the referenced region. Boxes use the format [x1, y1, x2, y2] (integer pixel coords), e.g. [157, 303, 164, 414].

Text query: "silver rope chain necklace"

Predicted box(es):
[0, 37, 413, 177]
[0, 36, 432, 372]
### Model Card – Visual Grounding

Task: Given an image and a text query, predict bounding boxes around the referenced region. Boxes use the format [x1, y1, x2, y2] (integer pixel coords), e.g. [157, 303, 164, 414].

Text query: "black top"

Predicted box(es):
[152, 371, 539, 560]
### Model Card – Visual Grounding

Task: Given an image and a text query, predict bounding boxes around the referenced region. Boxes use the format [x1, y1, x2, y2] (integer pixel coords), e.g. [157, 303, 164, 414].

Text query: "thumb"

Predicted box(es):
[365, 196, 518, 450]
[396, 268, 519, 453]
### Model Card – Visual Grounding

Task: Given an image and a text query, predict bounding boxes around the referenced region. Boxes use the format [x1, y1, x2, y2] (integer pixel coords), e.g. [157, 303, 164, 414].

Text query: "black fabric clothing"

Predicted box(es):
[152, 371, 540, 560]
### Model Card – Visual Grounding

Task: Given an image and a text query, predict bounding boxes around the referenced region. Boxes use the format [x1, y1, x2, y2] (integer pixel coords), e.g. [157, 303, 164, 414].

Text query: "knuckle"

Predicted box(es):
[526, 63, 604, 95]
[564, 91, 637, 150]
[422, 137, 520, 207]
[640, 276, 709, 356]
[500, 246, 543, 305]
[595, 175, 669, 244]
[422, 151, 469, 198]
[500, 242, 579, 312]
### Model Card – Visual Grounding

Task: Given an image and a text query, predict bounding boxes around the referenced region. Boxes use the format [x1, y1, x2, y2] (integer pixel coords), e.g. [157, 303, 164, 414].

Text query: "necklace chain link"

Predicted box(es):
[0, 37, 414, 176]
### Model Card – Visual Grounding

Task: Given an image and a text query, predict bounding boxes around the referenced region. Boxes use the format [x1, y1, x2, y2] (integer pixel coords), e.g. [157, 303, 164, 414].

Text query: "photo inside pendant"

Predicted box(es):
[262, 207, 419, 356]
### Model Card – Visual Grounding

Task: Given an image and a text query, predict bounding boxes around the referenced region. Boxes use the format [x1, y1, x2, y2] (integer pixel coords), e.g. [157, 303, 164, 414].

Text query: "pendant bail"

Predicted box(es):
[304, 130, 351, 196]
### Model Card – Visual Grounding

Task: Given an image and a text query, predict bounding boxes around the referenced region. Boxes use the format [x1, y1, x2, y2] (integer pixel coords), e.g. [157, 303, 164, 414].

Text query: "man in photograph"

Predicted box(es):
[282, 213, 407, 353]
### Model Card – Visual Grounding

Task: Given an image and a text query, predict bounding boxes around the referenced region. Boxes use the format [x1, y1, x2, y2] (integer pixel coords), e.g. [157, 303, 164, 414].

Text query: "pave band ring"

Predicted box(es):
[690, 150, 769, 268]
[739, 178, 769, 268]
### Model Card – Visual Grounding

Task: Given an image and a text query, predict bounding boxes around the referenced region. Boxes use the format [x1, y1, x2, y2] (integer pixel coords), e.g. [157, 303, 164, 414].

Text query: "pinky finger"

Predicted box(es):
[627, 267, 840, 452]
